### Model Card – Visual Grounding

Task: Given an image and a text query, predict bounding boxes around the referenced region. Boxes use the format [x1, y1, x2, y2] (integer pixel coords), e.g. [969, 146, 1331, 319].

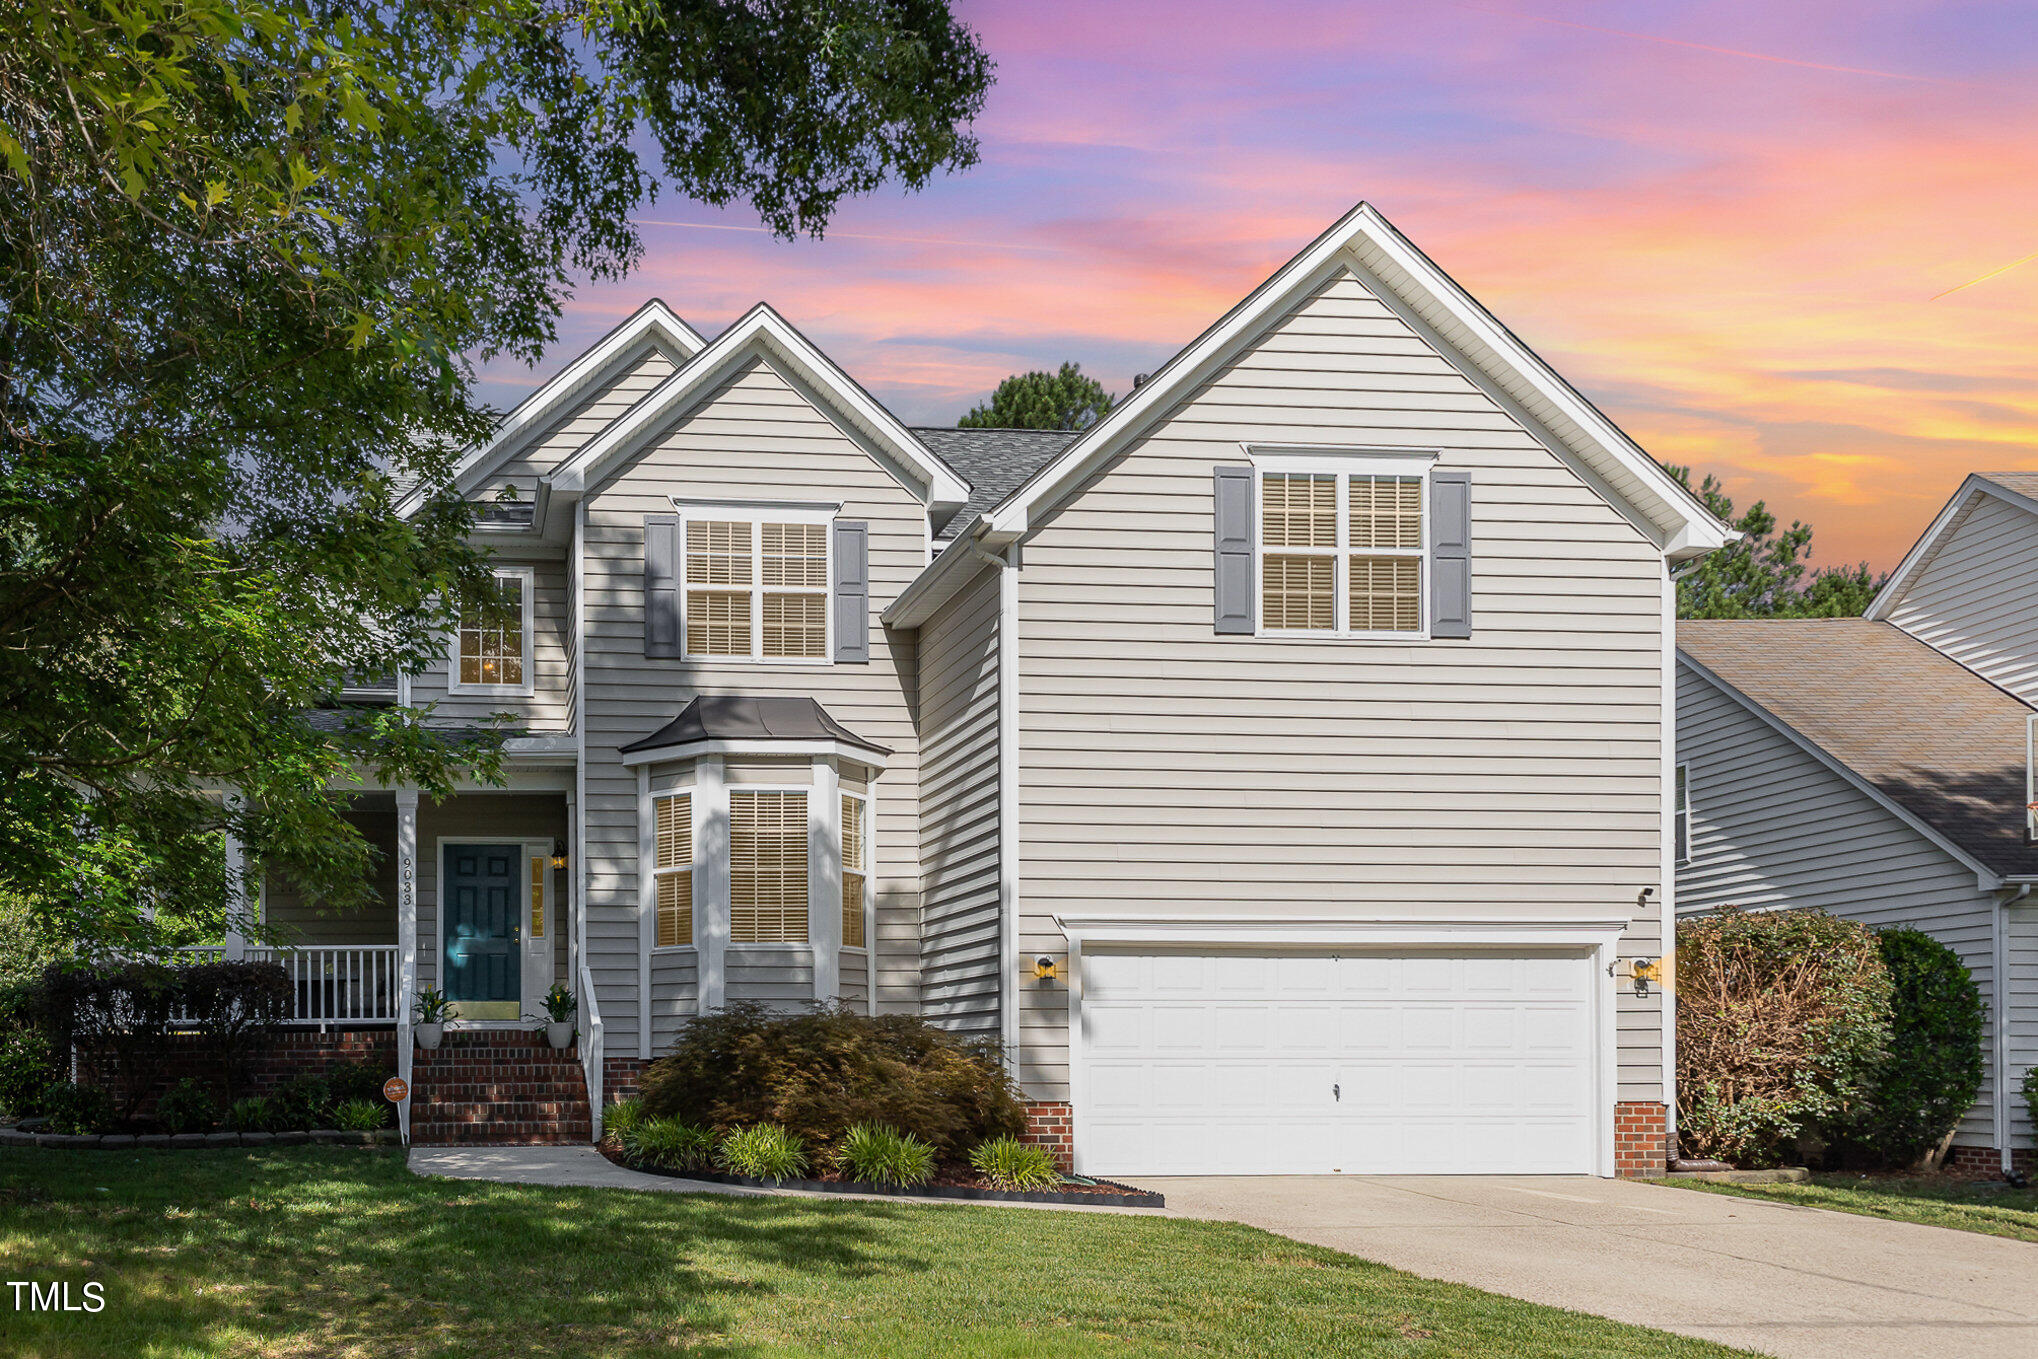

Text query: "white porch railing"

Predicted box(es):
[579, 955, 604, 1141]
[163, 945, 400, 1026]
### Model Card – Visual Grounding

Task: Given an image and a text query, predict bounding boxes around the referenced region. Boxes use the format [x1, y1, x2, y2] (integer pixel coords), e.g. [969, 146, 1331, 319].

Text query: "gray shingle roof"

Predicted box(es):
[911, 427, 1079, 538]
[1679, 618, 2038, 877]
[620, 695, 889, 757]
[1978, 471, 2038, 501]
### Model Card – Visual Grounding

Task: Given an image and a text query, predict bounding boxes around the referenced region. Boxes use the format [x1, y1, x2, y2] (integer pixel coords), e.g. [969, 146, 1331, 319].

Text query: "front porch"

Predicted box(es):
[227, 785, 599, 1146]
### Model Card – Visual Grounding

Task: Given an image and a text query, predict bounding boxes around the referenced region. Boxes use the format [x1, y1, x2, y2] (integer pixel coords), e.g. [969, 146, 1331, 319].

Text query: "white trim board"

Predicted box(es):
[550, 303, 968, 514]
[1051, 913, 1633, 949]
[396, 300, 706, 518]
[1868, 473, 2038, 620]
[981, 202, 1729, 561]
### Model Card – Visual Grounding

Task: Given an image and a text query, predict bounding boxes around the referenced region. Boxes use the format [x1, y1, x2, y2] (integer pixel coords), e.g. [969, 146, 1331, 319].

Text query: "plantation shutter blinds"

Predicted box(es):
[761, 522, 828, 658]
[1212, 466, 1255, 633]
[644, 515, 682, 658]
[1429, 470, 1473, 639]
[840, 794, 866, 949]
[1260, 472, 1337, 631]
[654, 792, 692, 948]
[730, 791, 808, 943]
[833, 520, 869, 663]
[685, 519, 753, 657]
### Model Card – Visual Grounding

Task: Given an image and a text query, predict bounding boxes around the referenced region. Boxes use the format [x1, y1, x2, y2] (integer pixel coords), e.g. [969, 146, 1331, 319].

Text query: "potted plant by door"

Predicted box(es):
[536, 983, 575, 1050]
[413, 987, 453, 1049]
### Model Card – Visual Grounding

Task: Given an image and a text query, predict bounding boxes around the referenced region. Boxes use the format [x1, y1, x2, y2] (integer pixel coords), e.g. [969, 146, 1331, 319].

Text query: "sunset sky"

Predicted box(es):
[478, 1, 2038, 572]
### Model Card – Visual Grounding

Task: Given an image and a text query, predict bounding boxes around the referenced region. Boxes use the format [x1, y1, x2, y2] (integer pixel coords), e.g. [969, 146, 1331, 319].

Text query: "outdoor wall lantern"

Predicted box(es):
[1033, 955, 1058, 984]
[550, 840, 568, 872]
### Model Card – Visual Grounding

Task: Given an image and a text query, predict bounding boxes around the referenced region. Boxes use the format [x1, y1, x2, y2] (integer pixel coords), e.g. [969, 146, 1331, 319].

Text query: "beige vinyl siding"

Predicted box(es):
[410, 555, 573, 732]
[1012, 268, 1669, 1105]
[1888, 494, 2038, 705]
[1676, 661, 2000, 1144]
[915, 561, 1003, 1036]
[2008, 904, 2038, 1148]
[262, 799, 399, 947]
[491, 343, 682, 484]
[580, 355, 928, 1055]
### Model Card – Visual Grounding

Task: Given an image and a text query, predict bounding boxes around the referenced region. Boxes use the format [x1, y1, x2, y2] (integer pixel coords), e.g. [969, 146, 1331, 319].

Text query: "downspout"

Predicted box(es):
[1995, 882, 2030, 1179]
[1660, 557, 1678, 1158]
[970, 537, 1023, 1071]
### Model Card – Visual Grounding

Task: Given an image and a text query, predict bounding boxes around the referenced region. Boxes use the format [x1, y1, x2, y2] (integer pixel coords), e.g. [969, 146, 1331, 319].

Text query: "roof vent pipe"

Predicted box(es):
[1132, 372, 1151, 389]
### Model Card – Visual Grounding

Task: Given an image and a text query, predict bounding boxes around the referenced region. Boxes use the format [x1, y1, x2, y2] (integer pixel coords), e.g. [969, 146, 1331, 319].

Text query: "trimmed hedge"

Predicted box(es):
[1676, 907, 1891, 1167]
[1844, 928, 1984, 1167]
[639, 1003, 1025, 1162]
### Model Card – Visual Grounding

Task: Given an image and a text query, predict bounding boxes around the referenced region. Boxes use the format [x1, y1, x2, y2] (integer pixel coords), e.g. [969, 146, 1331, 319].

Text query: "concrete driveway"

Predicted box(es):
[1147, 1176, 2038, 1359]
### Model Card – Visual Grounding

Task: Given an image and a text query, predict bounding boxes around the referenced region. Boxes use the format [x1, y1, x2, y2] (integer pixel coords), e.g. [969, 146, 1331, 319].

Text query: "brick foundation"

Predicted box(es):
[86, 1028, 397, 1120]
[1022, 1100, 1073, 1170]
[1614, 1100, 1670, 1178]
[1944, 1145, 2036, 1180]
[601, 1056, 650, 1104]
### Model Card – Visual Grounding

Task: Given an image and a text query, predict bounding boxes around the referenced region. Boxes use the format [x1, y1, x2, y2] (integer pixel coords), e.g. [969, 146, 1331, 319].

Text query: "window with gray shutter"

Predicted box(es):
[1213, 466, 1255, 633]
[1429, 470, 1472, 638]
[644, 514, 682, 657]
[833, 519, 869, 663]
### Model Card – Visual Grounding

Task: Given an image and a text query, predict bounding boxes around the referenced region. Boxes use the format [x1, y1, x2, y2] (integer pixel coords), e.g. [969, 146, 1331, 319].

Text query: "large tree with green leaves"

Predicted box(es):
[958, 361, 1114, 431]
[1668, 467, 1884, 619]
[0, 0, 992, 952]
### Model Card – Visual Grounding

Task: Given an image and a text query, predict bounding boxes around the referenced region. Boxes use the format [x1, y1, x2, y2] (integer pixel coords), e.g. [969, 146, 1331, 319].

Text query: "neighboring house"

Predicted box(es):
[239, 202, 1730, 1176]
[1678, 472, 2038, 1177]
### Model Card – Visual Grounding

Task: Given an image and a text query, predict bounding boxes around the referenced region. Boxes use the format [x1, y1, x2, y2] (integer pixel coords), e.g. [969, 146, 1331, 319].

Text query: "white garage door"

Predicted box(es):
[1079, 950, 1597, 1176]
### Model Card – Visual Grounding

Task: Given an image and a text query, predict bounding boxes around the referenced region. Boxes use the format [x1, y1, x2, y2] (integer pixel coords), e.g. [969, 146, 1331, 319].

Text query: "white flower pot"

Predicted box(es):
[416, 1021, 444, 1050]
[546, 1021, 573, 1050]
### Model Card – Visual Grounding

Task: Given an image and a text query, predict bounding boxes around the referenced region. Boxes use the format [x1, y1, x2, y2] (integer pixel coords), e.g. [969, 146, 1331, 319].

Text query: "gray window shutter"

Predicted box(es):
[1213, 466, 1255, 634]
[1430, 470, 1472, 639]
[644, 515, 682, 658]
[833, 520, 870, 663]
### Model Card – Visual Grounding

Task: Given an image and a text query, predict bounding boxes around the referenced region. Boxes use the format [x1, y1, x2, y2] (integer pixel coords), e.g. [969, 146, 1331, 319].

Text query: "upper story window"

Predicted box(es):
[730, 789, 809, 943]
[1260, 465, 1426, 637]
[1674, 764, 1691, 865]
[683, 513, 830, 662]
[450, 566, 535, 695]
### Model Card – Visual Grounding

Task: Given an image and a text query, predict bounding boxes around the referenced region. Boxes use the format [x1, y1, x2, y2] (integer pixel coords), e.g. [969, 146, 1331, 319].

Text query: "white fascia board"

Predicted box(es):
[396, 301, 706, 518]
[1677, 650, 2004, 890]
[1051, 912, 1633, 950]
[617, 737, 889, 771]
[984, 203, 1731, 561]
[883, 529, 985, 629]
[1865, 475, 2038, 620]
[550, 304, 968, 512]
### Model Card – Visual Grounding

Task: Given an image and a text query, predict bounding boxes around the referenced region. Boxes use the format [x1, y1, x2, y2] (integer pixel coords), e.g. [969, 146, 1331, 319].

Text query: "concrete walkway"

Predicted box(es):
[1144, 1175, 2038, 1359]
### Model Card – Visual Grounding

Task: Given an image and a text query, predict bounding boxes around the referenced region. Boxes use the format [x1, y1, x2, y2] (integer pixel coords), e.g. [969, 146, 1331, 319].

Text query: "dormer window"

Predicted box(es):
[450, 566, 535, 695]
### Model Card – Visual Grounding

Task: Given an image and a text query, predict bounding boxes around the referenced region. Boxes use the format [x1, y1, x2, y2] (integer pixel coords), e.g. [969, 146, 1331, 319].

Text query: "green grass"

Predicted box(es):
[0, 1148, 1751, 1358]
[1662, 1171, 2038, 1243]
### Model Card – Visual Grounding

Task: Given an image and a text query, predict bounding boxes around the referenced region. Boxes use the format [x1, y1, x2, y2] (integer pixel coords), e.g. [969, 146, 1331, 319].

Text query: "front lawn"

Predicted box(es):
[0, 1147, 1748, 1358]
[1662, 1171, 2038, 1244]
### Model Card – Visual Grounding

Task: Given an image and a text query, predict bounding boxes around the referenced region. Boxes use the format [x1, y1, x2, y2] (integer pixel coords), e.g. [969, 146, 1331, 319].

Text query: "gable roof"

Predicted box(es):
[396, 300, 706, 517]
[911, 427, 1079, 539]
[1678, 618, 2038, 880]
[1867, 472, 2038, 620]
[550, 303, 969, 513]
[979, 202, 1731, 562]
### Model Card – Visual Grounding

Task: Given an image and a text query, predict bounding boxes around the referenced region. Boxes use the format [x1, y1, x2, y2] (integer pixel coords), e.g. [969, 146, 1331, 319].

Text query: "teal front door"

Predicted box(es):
[443, 843, 521, 1005]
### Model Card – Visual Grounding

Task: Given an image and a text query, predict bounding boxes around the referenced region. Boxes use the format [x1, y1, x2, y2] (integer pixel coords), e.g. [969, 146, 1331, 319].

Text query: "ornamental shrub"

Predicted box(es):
[717, 1124, 809, 1182]
[968, 1135, 1058, 1191]
[40, 1081, 114, 1135]
[154, 1078, 221, 1134]
[639, 1003, 1025, 1162]
[327, 1058, 395, 1110]
[270, 1074, 332, 1131]
[225, 1095, 277, 1133]
[332, 1099, 389, 1131]
[601, 1096, 647, 1144]
[1839, 929, 1984, 1168]
[2023, 1066, 2038, 1151]
[834, 1122, 936, 1188]
[0, 982, 59, 1118]
[628, 1116, 718, 1172]
[1676, 906, 1891, 1167]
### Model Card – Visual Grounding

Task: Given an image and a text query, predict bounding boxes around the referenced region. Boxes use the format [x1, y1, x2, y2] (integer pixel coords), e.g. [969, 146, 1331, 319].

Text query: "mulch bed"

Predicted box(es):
[596, 1140, 1163, 1207]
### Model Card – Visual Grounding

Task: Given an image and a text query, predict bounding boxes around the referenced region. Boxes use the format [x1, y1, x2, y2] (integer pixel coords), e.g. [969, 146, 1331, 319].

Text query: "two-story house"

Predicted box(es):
[247, 203, 1731, 1177]
[1678, 472, 2038, 1178]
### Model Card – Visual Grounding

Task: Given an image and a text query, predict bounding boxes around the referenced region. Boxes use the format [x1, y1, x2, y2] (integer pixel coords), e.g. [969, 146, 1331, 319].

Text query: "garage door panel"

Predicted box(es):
[1078, 948, 1596, 1176]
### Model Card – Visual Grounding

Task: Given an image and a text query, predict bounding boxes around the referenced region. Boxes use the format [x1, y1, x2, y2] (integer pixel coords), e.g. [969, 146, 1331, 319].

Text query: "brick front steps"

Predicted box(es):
[409, 1030, 592, 1146]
